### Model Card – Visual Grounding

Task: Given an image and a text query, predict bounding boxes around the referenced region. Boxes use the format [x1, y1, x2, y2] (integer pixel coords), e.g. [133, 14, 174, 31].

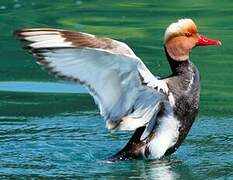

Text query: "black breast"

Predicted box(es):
[164, 60, 200, 156]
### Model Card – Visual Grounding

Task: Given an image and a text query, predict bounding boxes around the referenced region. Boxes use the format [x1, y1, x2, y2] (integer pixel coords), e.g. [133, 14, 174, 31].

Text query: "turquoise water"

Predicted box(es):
[0, 114, 232, 179]
[0, 82, 87, 93]
[0, 0, 233, 179]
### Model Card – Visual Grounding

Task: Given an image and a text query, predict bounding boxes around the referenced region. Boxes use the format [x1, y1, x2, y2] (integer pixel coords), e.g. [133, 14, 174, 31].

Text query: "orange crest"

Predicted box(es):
[164, 19, 198, 43]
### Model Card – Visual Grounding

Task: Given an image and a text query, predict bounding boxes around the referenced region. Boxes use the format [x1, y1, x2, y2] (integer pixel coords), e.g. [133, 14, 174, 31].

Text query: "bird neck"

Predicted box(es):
[164, 46, 192, 75]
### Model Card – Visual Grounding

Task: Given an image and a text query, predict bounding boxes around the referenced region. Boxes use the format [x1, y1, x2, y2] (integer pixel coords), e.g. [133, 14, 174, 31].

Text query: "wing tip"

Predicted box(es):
[13, 28, 36, 39]
[13, 29, 25, 40]
[13, 28, 63, 40]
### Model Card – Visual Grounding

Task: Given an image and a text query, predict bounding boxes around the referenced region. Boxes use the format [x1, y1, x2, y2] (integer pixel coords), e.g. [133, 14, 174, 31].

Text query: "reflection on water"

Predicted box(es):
[144, 162, 179, 180]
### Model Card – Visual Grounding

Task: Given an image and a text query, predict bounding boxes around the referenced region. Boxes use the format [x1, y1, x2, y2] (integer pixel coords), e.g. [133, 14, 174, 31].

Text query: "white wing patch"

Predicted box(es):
[14, 28, 170, 132]
[31, 47, 166, 131]
[30, 38, 73, 48]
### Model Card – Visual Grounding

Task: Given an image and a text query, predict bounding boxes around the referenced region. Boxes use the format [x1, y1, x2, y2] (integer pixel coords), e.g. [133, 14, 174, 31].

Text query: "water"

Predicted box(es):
[0, 115, 232, 179]
[0, 0, 233, 179]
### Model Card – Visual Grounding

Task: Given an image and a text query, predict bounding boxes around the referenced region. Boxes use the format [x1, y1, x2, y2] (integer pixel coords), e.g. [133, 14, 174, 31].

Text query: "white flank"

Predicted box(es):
[147, 114, 180, 159]
[168, 92, 175, 107]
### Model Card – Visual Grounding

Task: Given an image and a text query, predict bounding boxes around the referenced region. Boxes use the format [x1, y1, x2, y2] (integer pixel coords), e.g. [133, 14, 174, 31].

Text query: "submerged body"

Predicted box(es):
[14, 19, 220, 160]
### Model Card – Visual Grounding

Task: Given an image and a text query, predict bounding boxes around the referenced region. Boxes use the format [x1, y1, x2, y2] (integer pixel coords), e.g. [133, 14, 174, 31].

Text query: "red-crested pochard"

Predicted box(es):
[14, 18, 221, 161]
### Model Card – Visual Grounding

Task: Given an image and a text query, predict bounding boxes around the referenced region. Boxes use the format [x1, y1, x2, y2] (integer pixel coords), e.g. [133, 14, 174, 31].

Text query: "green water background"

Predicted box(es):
[0, 0, 232, 179]
[1, 0, 233, 117]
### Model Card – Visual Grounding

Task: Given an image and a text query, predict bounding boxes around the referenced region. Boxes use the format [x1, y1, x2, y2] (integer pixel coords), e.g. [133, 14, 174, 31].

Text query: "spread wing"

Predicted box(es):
[14, 28, 168, 131]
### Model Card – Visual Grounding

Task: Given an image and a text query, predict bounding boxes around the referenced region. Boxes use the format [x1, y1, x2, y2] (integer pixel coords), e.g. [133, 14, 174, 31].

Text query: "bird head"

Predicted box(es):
[164, 19, 221, 61]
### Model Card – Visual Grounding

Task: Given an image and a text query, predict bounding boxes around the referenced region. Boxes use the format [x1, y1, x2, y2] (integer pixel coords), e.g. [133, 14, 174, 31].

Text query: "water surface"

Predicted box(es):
[0, 0, 232, 179]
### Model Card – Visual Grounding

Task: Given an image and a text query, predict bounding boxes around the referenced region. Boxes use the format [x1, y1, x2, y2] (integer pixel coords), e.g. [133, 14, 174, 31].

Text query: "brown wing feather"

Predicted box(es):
[14, 28, 136, 57]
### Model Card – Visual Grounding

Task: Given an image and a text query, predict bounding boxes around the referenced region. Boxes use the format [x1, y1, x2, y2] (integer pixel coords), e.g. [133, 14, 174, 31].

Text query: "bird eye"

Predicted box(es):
[185, 32, 192, 37]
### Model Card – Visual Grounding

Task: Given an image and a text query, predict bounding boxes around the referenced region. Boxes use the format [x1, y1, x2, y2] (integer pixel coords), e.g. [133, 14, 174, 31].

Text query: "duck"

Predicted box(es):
[14, 19, 221, 161]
